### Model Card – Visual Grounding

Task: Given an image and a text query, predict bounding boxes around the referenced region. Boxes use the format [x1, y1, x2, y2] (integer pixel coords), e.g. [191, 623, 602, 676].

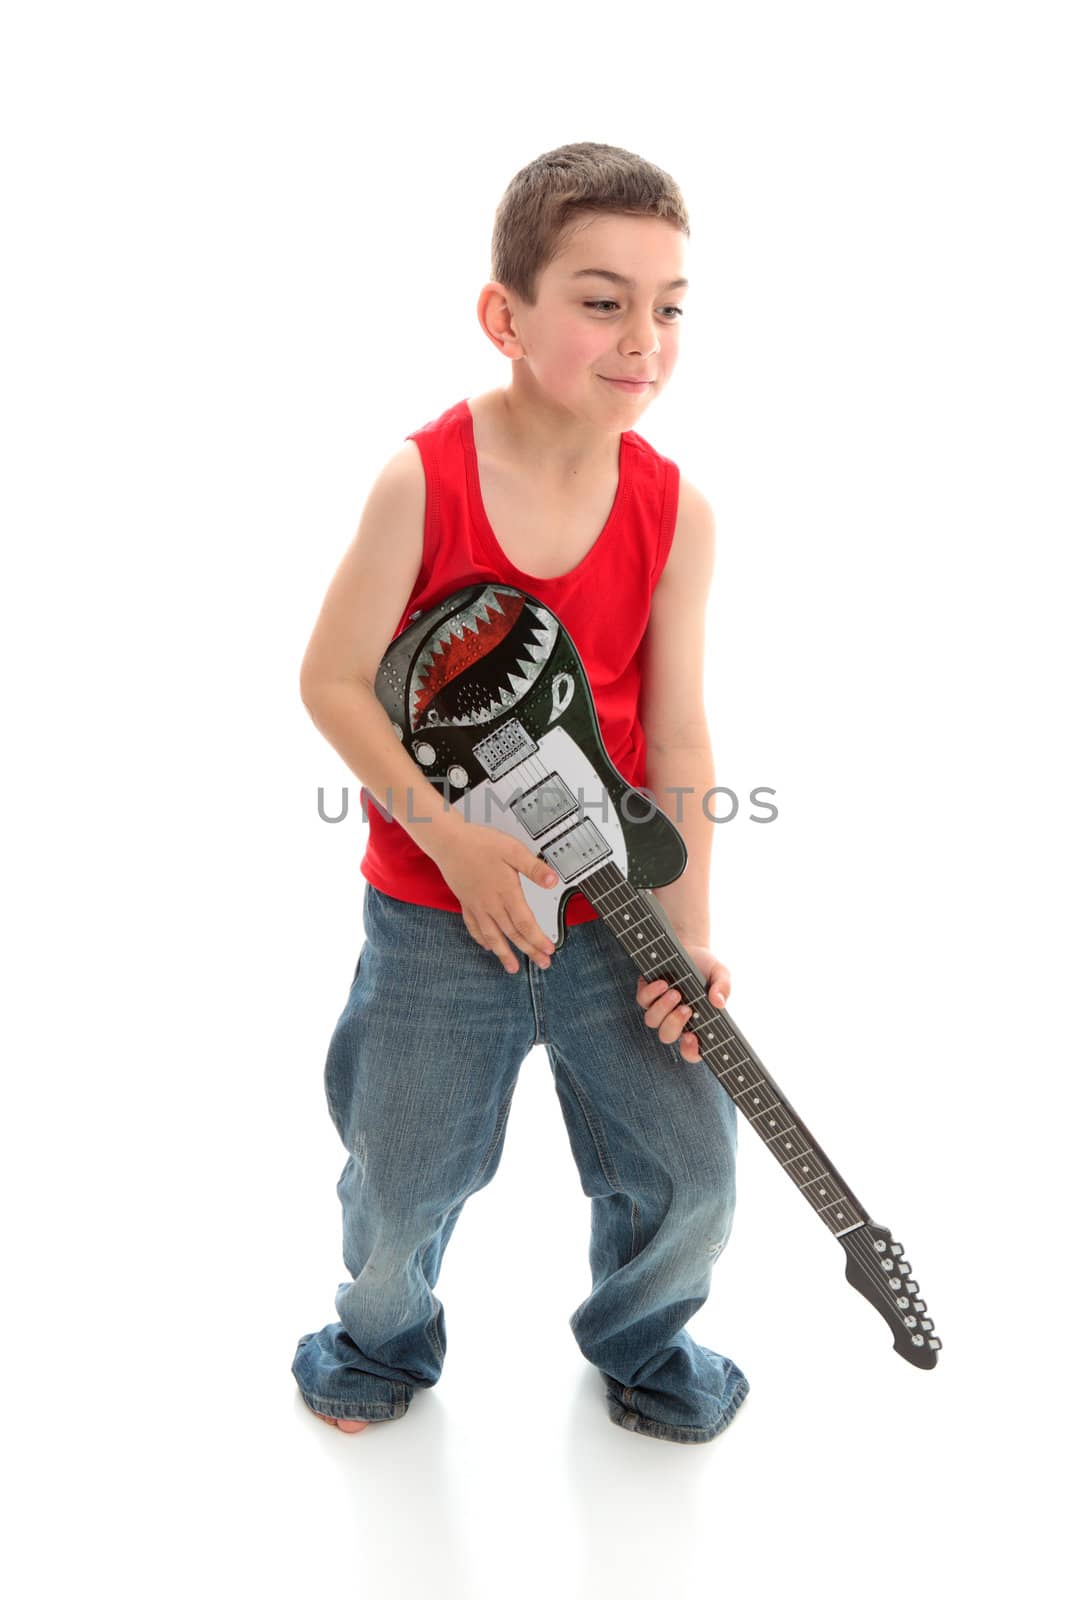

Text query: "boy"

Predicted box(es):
[291, 142, 749, 1444]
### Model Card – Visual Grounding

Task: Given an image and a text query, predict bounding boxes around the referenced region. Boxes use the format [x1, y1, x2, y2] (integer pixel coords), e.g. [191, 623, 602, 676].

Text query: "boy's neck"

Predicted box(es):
[471, 384, 622, 485]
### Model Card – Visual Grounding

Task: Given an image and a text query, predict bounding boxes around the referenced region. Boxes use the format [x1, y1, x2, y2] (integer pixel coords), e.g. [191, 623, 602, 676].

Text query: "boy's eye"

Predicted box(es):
[583, 300, 684, 319]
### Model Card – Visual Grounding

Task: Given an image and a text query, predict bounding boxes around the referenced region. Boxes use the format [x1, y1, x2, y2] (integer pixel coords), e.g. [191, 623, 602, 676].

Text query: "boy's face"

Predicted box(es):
[495, 213, 688, 425]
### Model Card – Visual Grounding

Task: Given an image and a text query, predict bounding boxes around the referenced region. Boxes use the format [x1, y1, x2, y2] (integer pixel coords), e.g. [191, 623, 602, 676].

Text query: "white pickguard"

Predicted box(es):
[449, 723, 629, 944]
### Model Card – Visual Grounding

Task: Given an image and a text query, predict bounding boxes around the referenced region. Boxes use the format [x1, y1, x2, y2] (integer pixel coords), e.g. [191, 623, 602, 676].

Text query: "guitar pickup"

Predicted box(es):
[540, 817, 612, 881]
[510, 773, 579, 838]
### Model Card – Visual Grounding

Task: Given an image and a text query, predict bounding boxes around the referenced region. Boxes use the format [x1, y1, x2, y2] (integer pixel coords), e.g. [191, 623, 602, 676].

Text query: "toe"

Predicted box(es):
[313, 1410, 370, 1432]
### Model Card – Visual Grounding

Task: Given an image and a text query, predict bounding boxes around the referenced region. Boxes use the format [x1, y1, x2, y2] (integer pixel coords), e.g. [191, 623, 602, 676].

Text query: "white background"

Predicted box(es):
[4, 2, 1084, 1596]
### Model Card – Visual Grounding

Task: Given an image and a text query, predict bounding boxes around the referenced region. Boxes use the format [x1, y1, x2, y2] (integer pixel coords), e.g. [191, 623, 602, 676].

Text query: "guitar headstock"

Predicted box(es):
[841, 1220, 942, 1369]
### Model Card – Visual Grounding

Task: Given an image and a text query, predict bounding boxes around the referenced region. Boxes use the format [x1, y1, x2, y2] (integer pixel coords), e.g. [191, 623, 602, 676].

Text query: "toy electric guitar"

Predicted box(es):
[370, 582, 941, 1370]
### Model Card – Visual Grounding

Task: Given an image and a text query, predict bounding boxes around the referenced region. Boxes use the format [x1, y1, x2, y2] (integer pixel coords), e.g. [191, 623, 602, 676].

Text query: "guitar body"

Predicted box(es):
[371, 581, 685, 946]
[370, 582, 943, 1371]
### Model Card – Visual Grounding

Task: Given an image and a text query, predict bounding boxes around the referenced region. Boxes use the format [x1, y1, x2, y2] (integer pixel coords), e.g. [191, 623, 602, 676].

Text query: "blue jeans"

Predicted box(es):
[291, 882, 749, 1444]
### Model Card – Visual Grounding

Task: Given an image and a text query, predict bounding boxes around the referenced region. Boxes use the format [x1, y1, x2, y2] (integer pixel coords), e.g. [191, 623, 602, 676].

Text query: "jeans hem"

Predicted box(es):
[297, 1387, 411, 1423]
[603, 1373, 750, 1444]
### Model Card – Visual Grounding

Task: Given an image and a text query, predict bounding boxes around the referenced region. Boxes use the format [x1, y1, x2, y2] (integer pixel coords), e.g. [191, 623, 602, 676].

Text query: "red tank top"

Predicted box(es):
[359, 396, 680, 926]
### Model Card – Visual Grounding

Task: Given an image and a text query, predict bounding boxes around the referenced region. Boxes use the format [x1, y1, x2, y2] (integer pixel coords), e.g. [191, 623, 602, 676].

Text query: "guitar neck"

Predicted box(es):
[580, 863, 869, 1239]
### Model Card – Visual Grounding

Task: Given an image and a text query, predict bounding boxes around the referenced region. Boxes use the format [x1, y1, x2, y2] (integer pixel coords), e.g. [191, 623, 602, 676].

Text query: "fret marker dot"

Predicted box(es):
[802, 1165, 810, 1173]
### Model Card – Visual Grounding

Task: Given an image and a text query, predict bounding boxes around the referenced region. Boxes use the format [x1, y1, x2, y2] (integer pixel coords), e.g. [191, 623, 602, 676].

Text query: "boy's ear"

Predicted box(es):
[476, 281, 524, 359]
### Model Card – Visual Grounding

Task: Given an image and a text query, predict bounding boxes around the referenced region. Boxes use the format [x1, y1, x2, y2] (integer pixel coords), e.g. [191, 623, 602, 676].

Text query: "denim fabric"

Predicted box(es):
[291, 882, 749, 1444]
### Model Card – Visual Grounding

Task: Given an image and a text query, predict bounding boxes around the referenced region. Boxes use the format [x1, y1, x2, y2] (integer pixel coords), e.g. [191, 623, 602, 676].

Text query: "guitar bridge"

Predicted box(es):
[473, 718, 538, 780]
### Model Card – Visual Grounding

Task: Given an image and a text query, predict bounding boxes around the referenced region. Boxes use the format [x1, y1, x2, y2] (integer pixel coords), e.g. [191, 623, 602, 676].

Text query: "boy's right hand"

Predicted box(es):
[429, 820, 560, 974]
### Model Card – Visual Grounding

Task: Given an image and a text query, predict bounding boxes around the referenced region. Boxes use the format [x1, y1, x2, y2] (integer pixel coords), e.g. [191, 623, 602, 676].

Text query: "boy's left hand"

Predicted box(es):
[636, 946, 731, 1064]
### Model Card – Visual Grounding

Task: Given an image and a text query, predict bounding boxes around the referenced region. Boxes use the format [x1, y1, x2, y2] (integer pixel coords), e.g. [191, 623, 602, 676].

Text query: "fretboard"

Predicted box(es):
[581, 862, 868, 1238]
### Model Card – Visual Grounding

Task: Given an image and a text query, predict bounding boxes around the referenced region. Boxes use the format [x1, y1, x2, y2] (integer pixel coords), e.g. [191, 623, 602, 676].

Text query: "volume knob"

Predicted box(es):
[414, 742, 436, 766]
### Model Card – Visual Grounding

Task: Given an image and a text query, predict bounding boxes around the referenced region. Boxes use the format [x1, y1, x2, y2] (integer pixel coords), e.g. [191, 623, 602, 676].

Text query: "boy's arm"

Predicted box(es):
[299, 442, 465, 858]
[638, 473, 719, 948]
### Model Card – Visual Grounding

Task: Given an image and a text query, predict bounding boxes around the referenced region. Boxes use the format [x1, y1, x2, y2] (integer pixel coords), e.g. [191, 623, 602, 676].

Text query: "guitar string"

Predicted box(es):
[588, 861, 936, 1344]
[593, 859, 871, 1228]
[482, 765, 932, 1350]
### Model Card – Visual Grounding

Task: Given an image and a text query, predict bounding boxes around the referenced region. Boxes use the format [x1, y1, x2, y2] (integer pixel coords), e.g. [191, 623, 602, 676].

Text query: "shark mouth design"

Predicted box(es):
[408, 585, 559, 732]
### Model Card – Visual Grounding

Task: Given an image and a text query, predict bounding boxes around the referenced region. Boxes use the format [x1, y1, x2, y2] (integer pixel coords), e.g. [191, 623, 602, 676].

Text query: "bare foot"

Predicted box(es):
[314, 1412, 371, 1433]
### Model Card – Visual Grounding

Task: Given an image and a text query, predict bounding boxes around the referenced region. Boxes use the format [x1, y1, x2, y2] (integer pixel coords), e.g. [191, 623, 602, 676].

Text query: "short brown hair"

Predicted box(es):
[491, 141, 689, 308]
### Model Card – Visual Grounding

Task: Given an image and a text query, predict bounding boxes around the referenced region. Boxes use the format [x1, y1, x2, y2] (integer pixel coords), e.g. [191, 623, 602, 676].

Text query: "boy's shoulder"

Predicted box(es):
[404, 395, 468, 439]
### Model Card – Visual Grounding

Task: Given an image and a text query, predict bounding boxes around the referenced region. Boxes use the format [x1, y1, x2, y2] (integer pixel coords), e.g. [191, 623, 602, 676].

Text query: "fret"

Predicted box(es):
[728, 1078, 773, 1112]
[819, 1193, 861, 1229]
[714, 1055, 753, 1081]
[782, 1142, 820, 1174]
[793, 1155, 833, 1190]
[749, 1100, 794, 1140]
[809, 1175, 849, 1210]
[737, 1085, 778, 1118]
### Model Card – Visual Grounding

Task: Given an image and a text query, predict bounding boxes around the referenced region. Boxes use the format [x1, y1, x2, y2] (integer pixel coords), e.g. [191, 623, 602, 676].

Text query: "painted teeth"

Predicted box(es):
[409, 590, 559, 729]
[428, 592, 504, 657]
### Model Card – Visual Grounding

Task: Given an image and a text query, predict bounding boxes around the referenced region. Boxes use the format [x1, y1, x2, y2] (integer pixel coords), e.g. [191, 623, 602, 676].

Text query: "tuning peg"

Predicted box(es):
[891, 1242, 904, 1256]
[928, 1337, 942, 1351]
[898, 1260, 911, 1275]
[913, 1299, 926, 1313]
[905, 1279, 918, 1294]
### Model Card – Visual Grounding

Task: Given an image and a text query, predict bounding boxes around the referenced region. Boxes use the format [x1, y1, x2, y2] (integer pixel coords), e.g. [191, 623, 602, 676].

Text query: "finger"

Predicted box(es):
[707, 970, 731, 1006]
[655, 999, 693, 1044]
[507, 905, 555, 965]
[493, 907, 553, 970]
[516, 851, 560, 897]
[644, 986, 688, 1028]
[525, 852, 558, 886]
[636, 977, 673, 1015]
[657, 1023, 701, 1067]
[649, 992, 691, 1043]
[679, 1026, 701, 1060]
[476, 914, 521, 975]
[470, 904, 530, 967]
